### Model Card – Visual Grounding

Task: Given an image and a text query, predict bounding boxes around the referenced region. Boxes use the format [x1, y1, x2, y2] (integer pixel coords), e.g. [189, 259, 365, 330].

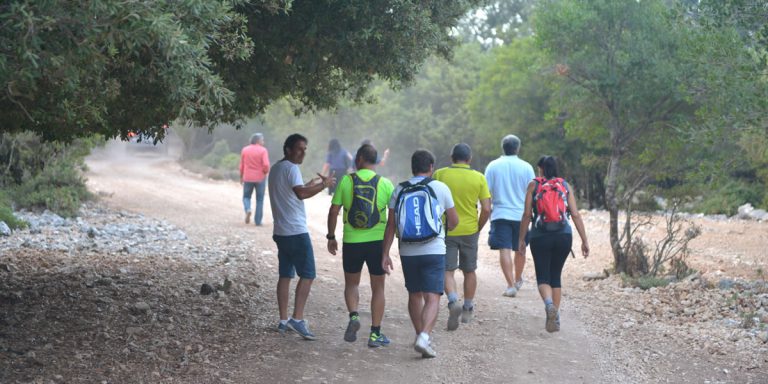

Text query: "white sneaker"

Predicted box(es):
[414, 334, 437, 358]
[514, 279, 524, 291]
[502, 287, 518, 297]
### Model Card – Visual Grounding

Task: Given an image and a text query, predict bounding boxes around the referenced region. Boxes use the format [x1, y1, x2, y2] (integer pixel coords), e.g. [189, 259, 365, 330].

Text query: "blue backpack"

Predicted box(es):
[394, 178, 443, 243]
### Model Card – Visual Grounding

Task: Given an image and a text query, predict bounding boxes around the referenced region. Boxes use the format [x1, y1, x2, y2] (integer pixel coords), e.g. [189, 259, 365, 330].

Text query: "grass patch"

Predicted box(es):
[621, 273, 671, 290]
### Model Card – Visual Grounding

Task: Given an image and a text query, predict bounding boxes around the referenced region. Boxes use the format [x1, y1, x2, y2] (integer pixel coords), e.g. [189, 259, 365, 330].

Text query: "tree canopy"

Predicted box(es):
[534, 0, 761, 273]
[0, 0, 482, 141]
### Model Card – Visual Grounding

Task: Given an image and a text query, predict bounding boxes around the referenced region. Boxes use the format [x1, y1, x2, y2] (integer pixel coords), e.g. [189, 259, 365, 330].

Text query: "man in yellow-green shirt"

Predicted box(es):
[433, 143, 491, 331]
[326, 144, 394, 348]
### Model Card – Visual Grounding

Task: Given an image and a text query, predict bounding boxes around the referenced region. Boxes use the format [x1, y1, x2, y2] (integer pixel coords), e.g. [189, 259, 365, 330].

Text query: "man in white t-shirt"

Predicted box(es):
[484, 135, 536, 297]
[268, 133, 335, 340]
[382, 149, 458, 358]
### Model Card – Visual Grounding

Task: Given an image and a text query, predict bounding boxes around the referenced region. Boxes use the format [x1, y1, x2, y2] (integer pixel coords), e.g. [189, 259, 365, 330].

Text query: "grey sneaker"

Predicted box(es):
[447, 302, 462, 331]
[277, 321, 292, 336]
[287, 318, 316, 340]
[554, 311, 561, 332]
[503, 287, 518, 297]
[545, 304, 558, 333]
[461, 306, 474, 324]
[414, 335, 437, 358]
[514, 278, 524, 291]
[344, 317, 361, 342]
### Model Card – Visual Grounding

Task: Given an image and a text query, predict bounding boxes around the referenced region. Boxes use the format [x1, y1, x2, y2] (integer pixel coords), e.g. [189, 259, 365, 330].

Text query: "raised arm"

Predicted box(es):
[293, 173, 335, 200]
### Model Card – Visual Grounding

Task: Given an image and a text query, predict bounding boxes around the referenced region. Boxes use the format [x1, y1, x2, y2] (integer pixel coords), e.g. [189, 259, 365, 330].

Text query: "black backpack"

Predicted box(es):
[347, 173, 381, 229]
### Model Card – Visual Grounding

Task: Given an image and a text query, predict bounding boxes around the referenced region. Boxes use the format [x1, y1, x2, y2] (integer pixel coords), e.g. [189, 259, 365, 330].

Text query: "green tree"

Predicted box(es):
[1, 0, 482, 142]
[535, 0, 756, 273]
[468, 37, 607, 207]
[456, 0, 537, 47]
[687, 0, 768, 208]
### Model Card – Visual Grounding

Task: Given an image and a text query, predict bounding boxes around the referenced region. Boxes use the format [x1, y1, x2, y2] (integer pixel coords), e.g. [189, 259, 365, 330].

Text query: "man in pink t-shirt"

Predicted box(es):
[240, 133, 270, 225]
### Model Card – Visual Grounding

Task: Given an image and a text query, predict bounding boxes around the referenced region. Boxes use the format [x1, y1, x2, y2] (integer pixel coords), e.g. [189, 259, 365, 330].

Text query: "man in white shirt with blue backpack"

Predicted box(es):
[382, 149, 458, 358]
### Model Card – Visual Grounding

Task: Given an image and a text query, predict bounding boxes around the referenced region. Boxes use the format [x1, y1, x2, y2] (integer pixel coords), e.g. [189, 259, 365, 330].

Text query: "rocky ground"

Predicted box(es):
[1, 204, 278, 383]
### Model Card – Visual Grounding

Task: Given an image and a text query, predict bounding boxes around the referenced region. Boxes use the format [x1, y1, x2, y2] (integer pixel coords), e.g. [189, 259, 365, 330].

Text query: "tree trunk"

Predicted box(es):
[606, 149, 625, 273]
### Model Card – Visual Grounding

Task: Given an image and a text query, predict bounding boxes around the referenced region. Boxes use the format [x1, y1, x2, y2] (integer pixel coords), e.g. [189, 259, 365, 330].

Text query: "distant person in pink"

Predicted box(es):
[240, 133, 270, 226]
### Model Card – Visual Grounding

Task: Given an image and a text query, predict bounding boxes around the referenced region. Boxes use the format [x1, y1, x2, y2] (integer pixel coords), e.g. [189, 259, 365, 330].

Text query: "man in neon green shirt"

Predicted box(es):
[433, 143, 491, 330]
[326, 144, 395, 347]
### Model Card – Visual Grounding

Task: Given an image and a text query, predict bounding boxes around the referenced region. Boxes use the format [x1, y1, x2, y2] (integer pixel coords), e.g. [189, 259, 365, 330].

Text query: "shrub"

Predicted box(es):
[635, 275, 671, 290]
[219, 153, 240, 170]
[0, 205, 27, 230]
[202, 140, 233, 168]
[695, 180, 763, 215]
[620, 273, 671, 290]
[11, 160, 92, 217]
[1, 133, 96, 218]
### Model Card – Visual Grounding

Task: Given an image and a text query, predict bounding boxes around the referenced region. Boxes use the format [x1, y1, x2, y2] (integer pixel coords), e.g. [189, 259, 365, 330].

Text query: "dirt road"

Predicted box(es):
[81, 142, 767, 383]
[84, 143, 611, 383]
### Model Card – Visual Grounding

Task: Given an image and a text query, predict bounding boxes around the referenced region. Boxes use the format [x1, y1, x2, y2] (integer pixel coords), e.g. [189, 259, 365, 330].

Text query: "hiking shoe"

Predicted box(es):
[502, 287, 518, 297]
[447, 302, 462, 331]
[367, 332, 391, 348]
[414, 335, 437, 358]
[545, 304, 558, 333]
[554, 311, 561, 332]
[277, 322, 292, 336]
[514, 279, 524, 291]
[287, 319, 316, 340]
[245, 211, 251, 224]
[344, 317, 361, 342]
[461, 306, 474, 324]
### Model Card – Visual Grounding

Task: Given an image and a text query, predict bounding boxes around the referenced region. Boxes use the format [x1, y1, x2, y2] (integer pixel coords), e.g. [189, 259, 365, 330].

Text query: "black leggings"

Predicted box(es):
[530, 233, 572, 288]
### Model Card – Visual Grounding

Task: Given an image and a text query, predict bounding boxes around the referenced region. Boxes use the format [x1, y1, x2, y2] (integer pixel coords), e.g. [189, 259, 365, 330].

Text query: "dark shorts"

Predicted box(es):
[488, 219, 529, 251]
[342, 240, 385, 276]
[273, 233, 316, 279]
[445, 233, 479, 272]
[400, 254, 445, 294]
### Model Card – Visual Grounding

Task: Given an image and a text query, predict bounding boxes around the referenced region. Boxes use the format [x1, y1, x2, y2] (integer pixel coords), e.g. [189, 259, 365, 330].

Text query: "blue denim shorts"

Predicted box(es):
[400, 254, 445, 294]
[273, 233, 316, 279]
[488, 219, 529, 251]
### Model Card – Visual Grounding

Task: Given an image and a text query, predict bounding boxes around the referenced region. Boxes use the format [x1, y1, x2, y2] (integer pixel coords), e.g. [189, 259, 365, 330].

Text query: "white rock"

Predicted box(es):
[751, 209, 768, 221]
[737, 203, 754, 220]
[0, 221, 10, 236]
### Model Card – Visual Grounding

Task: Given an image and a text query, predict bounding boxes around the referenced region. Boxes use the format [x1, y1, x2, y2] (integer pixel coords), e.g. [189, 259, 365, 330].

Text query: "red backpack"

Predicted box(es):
[532, 177, 569, 232]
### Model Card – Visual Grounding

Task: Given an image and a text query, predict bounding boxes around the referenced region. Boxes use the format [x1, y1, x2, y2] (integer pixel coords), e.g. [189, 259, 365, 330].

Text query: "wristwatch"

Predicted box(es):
[326, 234, 336, 240]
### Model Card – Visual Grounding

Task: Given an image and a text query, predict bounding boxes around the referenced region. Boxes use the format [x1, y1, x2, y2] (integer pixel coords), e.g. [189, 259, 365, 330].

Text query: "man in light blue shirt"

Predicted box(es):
[484, 135, 535, 297]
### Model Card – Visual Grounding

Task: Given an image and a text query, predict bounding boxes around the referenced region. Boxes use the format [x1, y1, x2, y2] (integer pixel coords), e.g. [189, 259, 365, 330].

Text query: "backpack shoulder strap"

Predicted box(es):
[418, 177, 440, 199]
[394, 180, 413, 211]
